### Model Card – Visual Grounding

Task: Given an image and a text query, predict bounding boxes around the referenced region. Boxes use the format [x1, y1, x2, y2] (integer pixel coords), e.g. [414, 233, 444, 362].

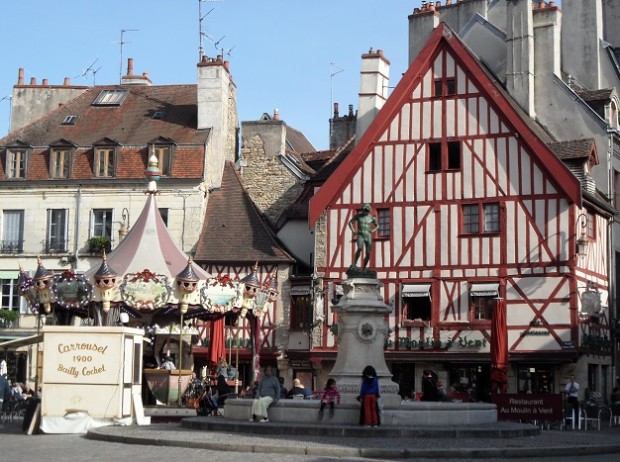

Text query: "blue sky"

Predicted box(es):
[0, 0, 423, 150]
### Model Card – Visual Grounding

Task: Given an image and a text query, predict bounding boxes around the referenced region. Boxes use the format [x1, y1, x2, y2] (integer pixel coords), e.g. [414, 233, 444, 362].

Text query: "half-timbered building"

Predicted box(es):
[309, 20, 613, 400]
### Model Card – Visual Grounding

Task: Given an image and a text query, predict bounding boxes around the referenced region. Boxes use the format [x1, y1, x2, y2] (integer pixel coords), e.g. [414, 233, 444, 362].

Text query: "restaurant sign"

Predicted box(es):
[491, 394, 563, 421]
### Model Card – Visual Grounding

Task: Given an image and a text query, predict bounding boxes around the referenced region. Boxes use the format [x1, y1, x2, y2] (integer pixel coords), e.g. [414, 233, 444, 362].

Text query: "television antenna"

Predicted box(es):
[119, 29, 138, 84]
[75, 58, 102, 86]
[1, 95, 12, 133]
[198, 0, 225, 61]
[329, 62, 345, 145]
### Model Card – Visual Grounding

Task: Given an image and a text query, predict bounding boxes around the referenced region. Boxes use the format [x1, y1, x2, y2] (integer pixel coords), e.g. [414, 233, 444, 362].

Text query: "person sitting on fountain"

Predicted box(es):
[358, 365, 380, 427]
[249, 366, 280, 422]
[286, 378, 312, 399]
[160, 355, 175, 371]
[318, 378, 341, 420]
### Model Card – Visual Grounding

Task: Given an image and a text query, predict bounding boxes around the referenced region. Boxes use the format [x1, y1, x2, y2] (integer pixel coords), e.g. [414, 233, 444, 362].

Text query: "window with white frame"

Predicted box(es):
[6, 149, 27, 179]
[462, 203, 500, 234]
[152, 144, 172, 175]
[401, 284, 432, 322]
[470, 283, 498, 321]
[47, 209, 68, 252]
[95, 147, 116, 177]
[92, 209, 113, 238]
[0, 276, 20, 312]
[2, 210, 24, 253]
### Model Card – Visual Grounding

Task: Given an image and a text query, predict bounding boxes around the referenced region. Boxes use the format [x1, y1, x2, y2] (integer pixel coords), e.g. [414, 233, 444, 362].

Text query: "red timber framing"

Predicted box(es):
[309, 24, 609, 363]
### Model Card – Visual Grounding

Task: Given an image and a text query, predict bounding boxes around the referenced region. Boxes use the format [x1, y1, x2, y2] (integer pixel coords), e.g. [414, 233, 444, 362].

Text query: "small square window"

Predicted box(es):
[377, 209, 390, 239]
[471, 296, 494, 321]
[446, 78, 456, 96]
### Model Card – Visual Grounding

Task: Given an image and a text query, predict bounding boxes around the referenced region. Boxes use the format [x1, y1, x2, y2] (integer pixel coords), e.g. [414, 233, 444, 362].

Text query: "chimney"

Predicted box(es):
[197, 54, 238, 184]
[64, 77, 71, 86]
[273, 108, 280, 120]
[30, 77, 37, 86]
[561, 0, 604, 89]
[333, 102, 339, 117]
[17, 68, 24, 85]
[533, 1, 562, 77]
[356, 48, 390, 143]
[121, 58, 152, 86]
[506, 0, 536, 118]
[408, 3, 440, 65]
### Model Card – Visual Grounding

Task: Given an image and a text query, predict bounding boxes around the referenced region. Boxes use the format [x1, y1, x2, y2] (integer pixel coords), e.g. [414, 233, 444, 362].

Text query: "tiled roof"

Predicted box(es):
[548, 139, 595, 160]
[0, 85, 209, 180]
[574, 88, 614, 103]
[193, 161, 294, 264]
[285, 125, 315, 154]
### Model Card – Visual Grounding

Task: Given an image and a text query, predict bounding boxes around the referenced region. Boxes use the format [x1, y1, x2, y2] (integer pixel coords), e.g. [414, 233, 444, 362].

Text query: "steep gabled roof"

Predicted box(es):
[194, 161, 294, 264]
[0, 84, 208, 147]
[309, 23, 581, 226]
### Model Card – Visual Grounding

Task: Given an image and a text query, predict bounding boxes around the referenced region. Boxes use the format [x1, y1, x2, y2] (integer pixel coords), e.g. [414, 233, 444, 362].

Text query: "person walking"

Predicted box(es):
[249, 366, 280, 422]
[564, 374, 580, 417]
[318, 378, 341, 420]
[358, 365, 380, 427]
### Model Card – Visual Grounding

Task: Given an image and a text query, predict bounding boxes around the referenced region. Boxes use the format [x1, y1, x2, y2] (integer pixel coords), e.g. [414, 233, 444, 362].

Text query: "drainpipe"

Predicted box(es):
[74, 186, 82, 269]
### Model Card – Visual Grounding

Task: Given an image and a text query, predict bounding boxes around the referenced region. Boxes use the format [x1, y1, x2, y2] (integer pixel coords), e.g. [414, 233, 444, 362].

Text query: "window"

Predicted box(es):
[50, 148, 71, 178]
[95, 147, 116, 177]
[0, 277, 20, 313]
[470, 283, 498, 322]
[93, 89, 129, 106]
[462, 203, 500, 234]
[47, 209, 68, 252]
[427, 141, 461, 172]
[402, 284, 432, 322]
[586, 211, 595, 239]
[153, 145, 171, 175]
[2, 210, 24, 253]
[377, 208, 390, 239]
[6, 149, 27, 179]
[290, 287, 311, 330]
[92, 209, 113, 239]
[62, 115, 78, 125]
[433, 78, 456, 97]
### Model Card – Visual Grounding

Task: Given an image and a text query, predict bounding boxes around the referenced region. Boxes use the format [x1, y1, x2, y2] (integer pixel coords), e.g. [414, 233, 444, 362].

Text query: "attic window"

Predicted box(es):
[62, 115, 78, 125]
[152, 111, 165, 120]
[93, 89, 129, 106]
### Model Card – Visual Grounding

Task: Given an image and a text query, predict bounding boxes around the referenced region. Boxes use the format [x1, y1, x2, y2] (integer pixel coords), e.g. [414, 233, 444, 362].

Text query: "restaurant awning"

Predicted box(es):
[470, 283, 499, 297]
[401, 284, 431, 298]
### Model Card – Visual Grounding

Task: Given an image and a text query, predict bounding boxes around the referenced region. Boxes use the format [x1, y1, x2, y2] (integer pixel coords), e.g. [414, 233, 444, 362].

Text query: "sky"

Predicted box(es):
[0, 0, 426, 151]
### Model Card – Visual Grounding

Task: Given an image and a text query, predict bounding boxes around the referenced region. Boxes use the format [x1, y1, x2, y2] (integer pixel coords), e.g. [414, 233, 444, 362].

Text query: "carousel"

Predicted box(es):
[17, 154, 278, 408]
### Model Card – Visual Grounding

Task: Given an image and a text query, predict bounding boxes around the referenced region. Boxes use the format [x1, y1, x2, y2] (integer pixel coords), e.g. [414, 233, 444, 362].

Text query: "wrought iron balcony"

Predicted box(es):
[0, 239, 24, 254]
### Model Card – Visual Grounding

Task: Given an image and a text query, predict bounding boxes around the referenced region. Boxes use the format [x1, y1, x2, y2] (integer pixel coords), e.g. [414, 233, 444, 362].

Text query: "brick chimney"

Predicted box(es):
[356, 48, 390, 143]
[506, 0, 536, 118]
[121, 58, 152, 86]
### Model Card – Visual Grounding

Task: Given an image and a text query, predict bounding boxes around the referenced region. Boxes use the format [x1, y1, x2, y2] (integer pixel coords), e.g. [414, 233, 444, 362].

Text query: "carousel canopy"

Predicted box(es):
[85, 193, 210, 281]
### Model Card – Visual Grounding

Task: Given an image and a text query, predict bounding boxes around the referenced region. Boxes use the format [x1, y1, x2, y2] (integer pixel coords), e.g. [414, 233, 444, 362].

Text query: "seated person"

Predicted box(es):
[198, 382, 219, 416]
[216, 374, 232, 406]
[286, 378, 312, 399]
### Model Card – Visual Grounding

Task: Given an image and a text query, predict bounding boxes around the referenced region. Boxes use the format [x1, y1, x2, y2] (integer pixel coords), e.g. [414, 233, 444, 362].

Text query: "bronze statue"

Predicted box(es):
[348, 204, 380, 269]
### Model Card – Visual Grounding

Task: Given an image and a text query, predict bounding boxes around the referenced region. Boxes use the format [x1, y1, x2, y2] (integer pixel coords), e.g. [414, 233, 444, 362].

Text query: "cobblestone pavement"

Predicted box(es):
[2, 417, 620, 461]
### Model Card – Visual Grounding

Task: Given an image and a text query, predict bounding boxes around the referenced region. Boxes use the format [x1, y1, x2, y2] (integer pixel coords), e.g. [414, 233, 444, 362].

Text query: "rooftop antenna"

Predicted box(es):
[119, 29, 138, 84]
[329, 62, 344, 146]
[198, 0, 225, 61]
[75, 58, 102, 86]
[1, 95, 12, 133]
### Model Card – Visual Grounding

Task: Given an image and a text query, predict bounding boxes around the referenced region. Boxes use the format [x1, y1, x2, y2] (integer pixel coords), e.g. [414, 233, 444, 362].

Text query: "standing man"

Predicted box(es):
[0, 372, 9, 413]
[348, 204, 380, 269]
[250, 366, 280, 422]
[564, 374, 580, 417]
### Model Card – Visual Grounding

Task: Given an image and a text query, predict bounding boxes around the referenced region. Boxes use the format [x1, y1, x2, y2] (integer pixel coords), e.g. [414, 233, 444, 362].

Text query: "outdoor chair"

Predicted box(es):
[581, 403, 602, 431]
[562, 401, 580, 430]
[609, 403, 620, 427]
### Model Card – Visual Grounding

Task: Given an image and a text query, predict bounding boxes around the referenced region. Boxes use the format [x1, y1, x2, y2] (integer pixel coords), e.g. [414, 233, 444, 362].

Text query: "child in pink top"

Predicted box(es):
[318, 378, 341, 420]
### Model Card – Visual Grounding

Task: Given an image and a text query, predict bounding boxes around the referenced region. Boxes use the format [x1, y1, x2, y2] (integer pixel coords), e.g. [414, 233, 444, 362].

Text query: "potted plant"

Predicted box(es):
[88, 235, 112, 253]
[0, 308, 19, 327]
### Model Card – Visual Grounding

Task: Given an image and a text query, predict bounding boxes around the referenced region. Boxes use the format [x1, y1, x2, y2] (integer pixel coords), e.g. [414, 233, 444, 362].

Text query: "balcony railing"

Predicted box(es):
[0, 239, 24, 254]
[46, 238, 68, 253]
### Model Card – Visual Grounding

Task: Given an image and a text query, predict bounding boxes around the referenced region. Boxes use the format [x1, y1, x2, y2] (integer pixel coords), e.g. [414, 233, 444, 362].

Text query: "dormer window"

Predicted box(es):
[152, 111, 165, 120]
[5, 148, 29, 179]
[148, 138, 175, 176]
[95, 146, 117, 178]
[49, 140, 75, 179]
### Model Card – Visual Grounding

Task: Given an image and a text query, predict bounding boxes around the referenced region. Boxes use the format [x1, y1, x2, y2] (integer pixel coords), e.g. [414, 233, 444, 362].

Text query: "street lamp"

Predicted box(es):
[576, 213, 590, 258]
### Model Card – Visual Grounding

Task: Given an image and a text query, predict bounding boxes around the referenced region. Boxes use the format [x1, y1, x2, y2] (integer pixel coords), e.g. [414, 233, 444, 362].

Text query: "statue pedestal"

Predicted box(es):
[329, 277, 399, 406]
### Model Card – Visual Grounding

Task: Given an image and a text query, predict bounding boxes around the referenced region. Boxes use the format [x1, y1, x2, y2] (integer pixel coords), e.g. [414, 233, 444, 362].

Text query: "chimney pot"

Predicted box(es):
[30, 77, 37, 85]
[17, 68, 24, 85]
[333, 102, 339, 117]
[64, 77, 71, 86]
[273, 108, 280, 120]
[348, 104, 354, 117]
[549, 1, 556, 7]
[127, 58, 134, 76]
[42, 79, 48, 86]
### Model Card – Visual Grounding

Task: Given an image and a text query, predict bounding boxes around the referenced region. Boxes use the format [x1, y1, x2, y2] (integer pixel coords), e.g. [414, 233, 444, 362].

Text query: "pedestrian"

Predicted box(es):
[564, 374, 580, 417]
[249, 366, 280, 422]
[421, 370, 439, 401]
[278, 376, 288, 399]
[0, 373, 9, 412]
[286, 378, 312, 399]
[318, 378, 341, 420]
[358, 365, 380, 427]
